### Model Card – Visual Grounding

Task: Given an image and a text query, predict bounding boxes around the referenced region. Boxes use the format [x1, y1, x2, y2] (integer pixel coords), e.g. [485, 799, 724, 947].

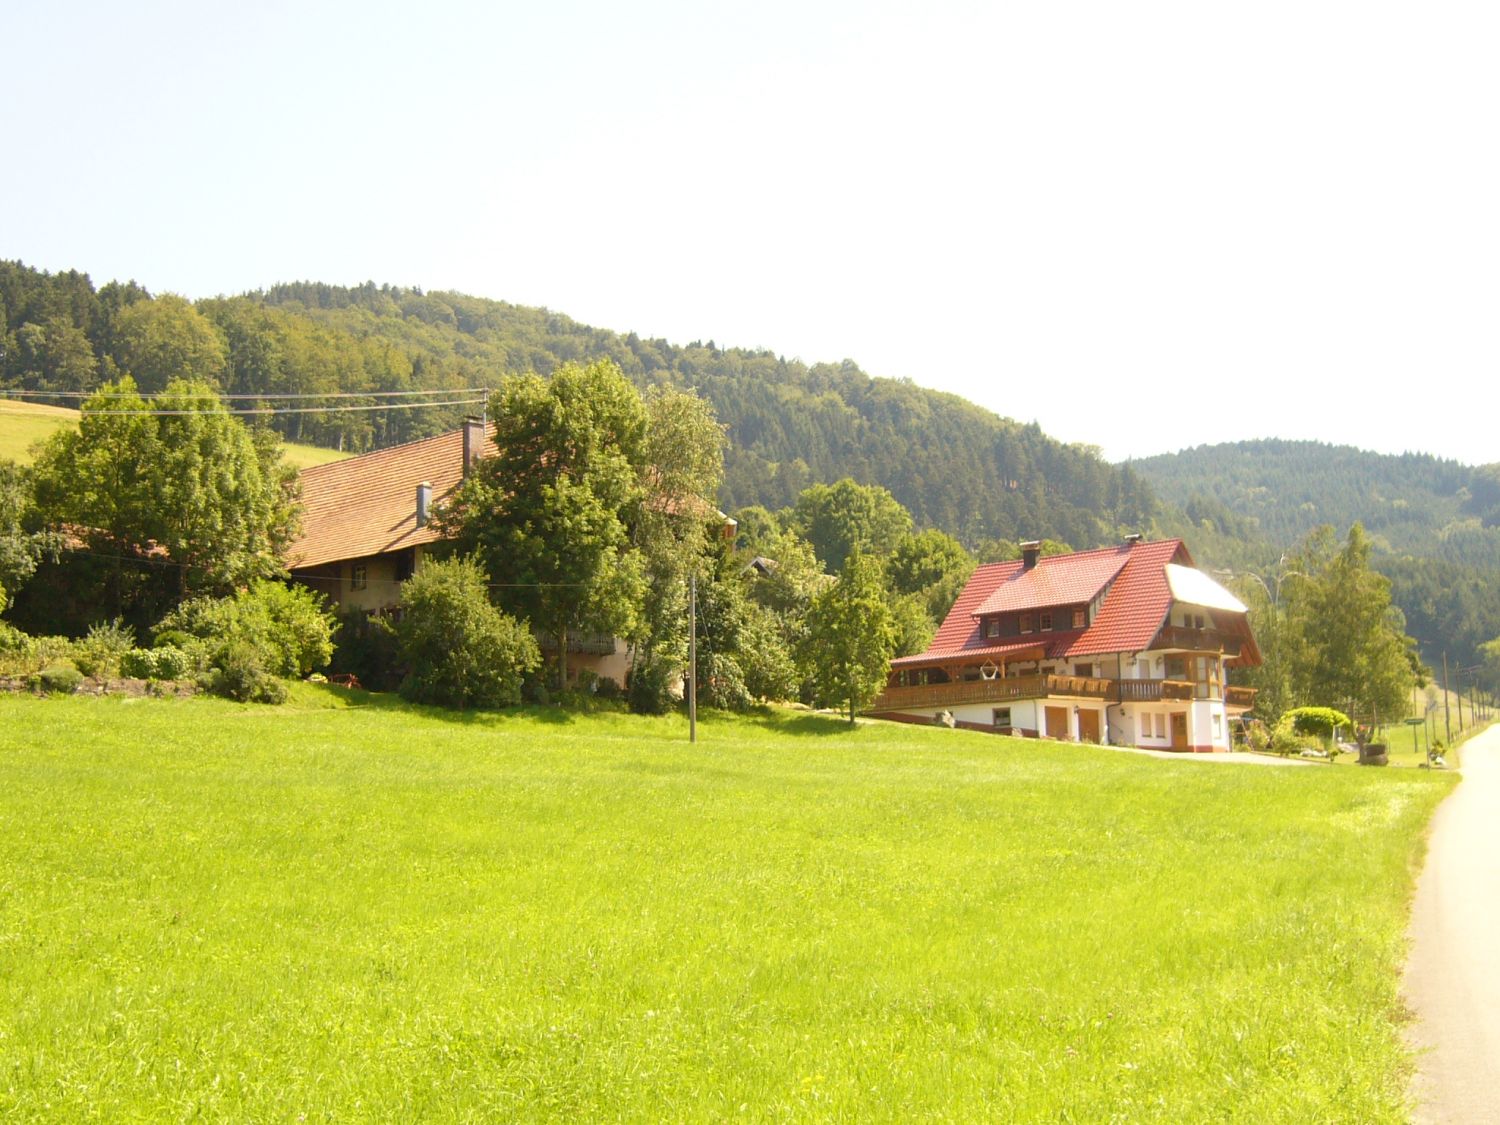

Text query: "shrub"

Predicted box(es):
[72, 619, 136, 679]
[1284, 707, 1352, 743]
[207, 641, 288, 704]
[120, 644, 194, 681]
[594, 676, 622, 700]
[158, 581, 335, 680]
[38, 661, 83, 695]
[395, 557, 540, 709]
[628, 656, 677, 715]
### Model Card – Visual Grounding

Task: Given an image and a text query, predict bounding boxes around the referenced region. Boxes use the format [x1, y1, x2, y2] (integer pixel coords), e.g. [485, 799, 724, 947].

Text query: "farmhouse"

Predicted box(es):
[287, 417, 733, 686]
[868, 537, 1260, 751]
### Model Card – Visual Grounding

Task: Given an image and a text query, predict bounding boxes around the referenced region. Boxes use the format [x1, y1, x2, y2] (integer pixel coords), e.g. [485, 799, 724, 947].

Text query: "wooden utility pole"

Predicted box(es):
[688, 571, 697, 744]
[1442, 651, 1452, 744]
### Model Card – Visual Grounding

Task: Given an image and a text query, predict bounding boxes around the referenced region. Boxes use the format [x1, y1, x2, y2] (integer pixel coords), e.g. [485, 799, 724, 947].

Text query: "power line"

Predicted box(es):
[0, 387, 490, 401]
[0, 397, 488, 417]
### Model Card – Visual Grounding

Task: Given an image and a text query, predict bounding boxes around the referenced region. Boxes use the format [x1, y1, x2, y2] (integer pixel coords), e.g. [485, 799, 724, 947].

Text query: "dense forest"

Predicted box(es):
[1, 262, 1155, 551]
[1134, 440, 1500, 674]
[6, 260, 1500, 677]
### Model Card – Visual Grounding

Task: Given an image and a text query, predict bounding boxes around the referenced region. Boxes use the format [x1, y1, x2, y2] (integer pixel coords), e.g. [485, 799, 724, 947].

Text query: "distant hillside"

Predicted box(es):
[1133, 440, 1500, 674]
[1132, 440, 1500, 570]
[2, 262, 1158, 551]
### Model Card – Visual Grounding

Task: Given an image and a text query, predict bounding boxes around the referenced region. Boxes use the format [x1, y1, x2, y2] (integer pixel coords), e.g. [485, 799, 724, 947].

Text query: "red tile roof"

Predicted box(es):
[896, 539, 1219, 667]
[288, 425, 493, 569]
[971, 550, 1128, 615]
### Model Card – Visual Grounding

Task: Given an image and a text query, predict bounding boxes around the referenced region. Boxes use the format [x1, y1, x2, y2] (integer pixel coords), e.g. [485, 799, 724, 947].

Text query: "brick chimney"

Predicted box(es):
[1020, 540, 1041, 570]
[462, 416, 485, 476]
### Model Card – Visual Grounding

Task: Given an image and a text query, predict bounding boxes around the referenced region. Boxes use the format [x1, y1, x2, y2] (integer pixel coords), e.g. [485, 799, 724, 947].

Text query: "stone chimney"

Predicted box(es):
[1020, 540, 1041, 570]
[416, 482, 433, 527]
[462, 416, 485, 476]
[1124, 532, 1143, 547]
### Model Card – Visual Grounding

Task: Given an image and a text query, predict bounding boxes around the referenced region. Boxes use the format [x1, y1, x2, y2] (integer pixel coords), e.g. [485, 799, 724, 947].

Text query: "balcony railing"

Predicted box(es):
[1116, 678, 1196, 703]
[1225, 685, 1258, 710]
[1152, 626, 1243, 657]
[871, 674, 1115, 712]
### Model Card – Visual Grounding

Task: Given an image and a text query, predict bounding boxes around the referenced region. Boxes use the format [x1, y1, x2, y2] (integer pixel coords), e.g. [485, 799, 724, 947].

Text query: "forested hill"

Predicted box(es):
[1133, 440, 1500, 673]
[0, 263, 1156, 550]
[1131, 440, 1500, 569]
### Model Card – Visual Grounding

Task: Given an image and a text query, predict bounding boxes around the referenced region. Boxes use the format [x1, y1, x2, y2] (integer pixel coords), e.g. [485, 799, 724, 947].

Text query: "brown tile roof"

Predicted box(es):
[893, 539, 1260, 668]
[288, 425, 493, 569]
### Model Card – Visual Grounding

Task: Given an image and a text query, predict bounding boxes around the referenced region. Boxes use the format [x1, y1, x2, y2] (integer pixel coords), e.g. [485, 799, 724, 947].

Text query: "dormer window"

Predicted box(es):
[1040, 612, 1053, 632]
[1072, 608, 1086, 629]
[1020, 613, 1034, 634]
[984, 619, 999, 638]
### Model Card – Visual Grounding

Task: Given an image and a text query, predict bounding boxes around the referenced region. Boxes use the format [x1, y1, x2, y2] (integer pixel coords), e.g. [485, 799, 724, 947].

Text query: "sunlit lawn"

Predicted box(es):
[0, 400, 348, 470]
[0, 688, 1453, 1121]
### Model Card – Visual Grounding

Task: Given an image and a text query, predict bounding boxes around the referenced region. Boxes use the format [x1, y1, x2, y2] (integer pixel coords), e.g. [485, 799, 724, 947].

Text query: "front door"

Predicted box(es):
[1077, 709, 1101, 744]
[1045, 706, 1070, 740]
[1170, 712, 1189, 751]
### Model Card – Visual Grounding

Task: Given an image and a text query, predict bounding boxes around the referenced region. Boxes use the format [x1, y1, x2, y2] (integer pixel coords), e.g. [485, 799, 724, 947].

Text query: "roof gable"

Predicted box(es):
[895, 539, 1223, 666]
[971, 549, 1130, 616]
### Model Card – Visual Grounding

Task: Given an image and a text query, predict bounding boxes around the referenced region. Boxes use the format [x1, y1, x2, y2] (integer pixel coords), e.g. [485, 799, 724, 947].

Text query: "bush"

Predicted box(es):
[38, 661, 83, 695]
[207, 641, 288, 704]
[628, 656, 677, 715]
[158, 581, 335, 680]
[121, 644, 194, 681]
[594, 676, 622, 700]
[395, 557, 540, 709]
[1284, 706, 1352, 743]
[72, 619, 136, 679]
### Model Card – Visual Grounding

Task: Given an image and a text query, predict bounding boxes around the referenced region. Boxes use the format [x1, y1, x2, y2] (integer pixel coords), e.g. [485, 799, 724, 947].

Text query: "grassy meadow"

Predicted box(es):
[0, 689, 1453, 1121]
[0, 399, 350, 471]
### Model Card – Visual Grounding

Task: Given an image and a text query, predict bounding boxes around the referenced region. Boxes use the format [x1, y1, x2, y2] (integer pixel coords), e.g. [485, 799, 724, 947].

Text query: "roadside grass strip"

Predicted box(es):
[0, 689, 1453, 1121]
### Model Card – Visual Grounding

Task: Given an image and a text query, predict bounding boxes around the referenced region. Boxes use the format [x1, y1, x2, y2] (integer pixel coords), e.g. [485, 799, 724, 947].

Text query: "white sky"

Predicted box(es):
[4, 0, 1496, 465]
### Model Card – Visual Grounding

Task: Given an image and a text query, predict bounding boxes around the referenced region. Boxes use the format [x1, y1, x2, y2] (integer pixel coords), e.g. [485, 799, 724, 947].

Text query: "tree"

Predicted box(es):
[0, 460, 60, 613]
[30, 378, 298, 605]
[394, 556, 540, 709]
[800, 549, 896, 724]
[110, 294, 228, 393]
[791, 479, 912, 572]
[887, 528, 976, 622]
[628, 385, 727, 696]
[1240, 525, 1415, 724]
[439, 359, 648, 690]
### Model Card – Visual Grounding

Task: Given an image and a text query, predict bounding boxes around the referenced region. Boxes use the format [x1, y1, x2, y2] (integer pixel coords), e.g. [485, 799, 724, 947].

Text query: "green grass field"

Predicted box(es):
[0, 400, 350, 471]
[0, 689, 1453, 1121]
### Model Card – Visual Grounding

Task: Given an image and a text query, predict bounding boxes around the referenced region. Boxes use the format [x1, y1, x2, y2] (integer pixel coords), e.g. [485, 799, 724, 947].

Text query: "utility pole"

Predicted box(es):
[1442, 651, 1452, 745]
[688, 571, 697, 744]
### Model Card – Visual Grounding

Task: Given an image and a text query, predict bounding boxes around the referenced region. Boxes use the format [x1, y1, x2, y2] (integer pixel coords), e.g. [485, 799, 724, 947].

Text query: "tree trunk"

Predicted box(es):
[558, 623, 569, 693]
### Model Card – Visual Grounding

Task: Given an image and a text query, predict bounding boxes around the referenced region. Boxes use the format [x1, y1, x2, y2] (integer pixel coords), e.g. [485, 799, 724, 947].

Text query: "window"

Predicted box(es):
[985, 619, 999, 638]
[1020, 613, 1034, 634]
[1140, 713, 1154, 739]
[992, 707, 1011, 728]
[1072, 609, 1086, 629]
[1040, 612, 1053, 632]
[1076, 663, 1095, 679]
[1194, 613, 1206, 630]
[1155, 714, 1167, 738]
[350, 563, 367, 591]
[1213, 714, 1223, 736]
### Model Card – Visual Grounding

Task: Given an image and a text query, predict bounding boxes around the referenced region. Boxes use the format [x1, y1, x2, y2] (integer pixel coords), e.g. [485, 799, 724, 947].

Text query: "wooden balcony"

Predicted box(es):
[1116, 678, 1196, 703]
[871, 674, 1115, 712]
[1152, 626, 1242, 657]
[1225, 685, 1258, 710]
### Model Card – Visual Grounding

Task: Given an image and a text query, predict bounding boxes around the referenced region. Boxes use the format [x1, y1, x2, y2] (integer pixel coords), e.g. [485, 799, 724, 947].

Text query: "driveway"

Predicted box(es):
[1404, 724, 1500, 1123]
